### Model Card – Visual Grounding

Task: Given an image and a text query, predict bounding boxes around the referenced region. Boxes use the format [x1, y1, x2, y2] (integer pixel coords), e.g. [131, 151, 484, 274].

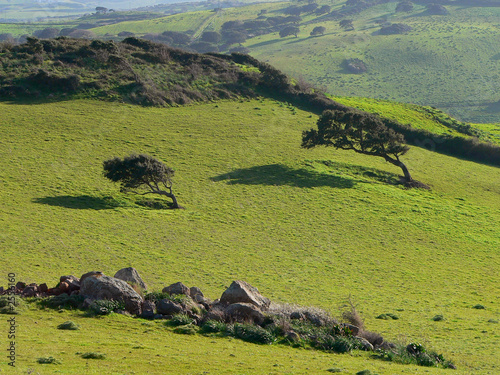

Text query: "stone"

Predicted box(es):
[60, 275, 79, 284]
[204, 305, 226, 322]
[15, 282, 26, 291]
[141, 300, 156, 319]
[162, 282, 190, 296]
[48, 287, 63, 296]
[59, 281, 70, 293]
[355, 336, 374, 351]
[39, 283, 48, 293]
[80, 275, 143, 315]
[156, 299, 183, 315]
[0, 287, 4, 294]
[114, 267, 147, 290]
[22, 286, 37, 297]
[225, 302, 265, 324]
[342, 323, 360, 336]
[189, 286, 204, 299]
[290, 311, 305, 320]
[70, 290, 79, 296]
[220, 280, 270, 310]
[79, 271, 104, 286]
[285, 330, 301, 343]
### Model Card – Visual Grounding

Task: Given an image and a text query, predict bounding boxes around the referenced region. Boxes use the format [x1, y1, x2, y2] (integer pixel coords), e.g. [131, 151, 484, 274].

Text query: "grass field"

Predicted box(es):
[0, 98, 498, 373]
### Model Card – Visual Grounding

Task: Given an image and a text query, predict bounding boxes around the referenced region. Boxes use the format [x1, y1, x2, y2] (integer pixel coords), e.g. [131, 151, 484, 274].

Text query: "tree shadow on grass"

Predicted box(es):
[210, 164, 355, 188]
[33, 195, 122, 210]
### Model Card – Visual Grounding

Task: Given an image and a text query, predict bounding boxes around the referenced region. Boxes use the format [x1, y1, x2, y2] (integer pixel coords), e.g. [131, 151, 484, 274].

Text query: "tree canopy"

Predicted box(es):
[302, 110, 425, 187]
[103, 154, 180, 208]
[279, 26, 300, 38]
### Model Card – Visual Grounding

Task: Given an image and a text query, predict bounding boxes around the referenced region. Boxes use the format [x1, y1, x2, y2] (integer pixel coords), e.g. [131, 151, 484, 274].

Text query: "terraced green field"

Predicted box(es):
[0, 98, 498, 373]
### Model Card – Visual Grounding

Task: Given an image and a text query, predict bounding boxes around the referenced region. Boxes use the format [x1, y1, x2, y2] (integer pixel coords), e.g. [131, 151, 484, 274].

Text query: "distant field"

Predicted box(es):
[0, 98, 498, 373]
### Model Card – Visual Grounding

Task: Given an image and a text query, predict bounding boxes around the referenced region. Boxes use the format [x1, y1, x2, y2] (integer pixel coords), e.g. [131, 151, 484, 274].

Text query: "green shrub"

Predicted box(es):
[233, 323, 275, 344]
[313, 334, 359, 354]
[473, 304, 486, 309]
[375, 313, 399, 320]
[81, 352, 106, 359]
[57, 321, 80, 330]
[374, 342, 454, 368]
[0, 295, 21, 308]
[173, 324, 197, 335]
[145, 291, 189, 304]
[432, 315, 444, 321]
[37, 356, 61, 364]
[38, 294, 84, 310]
[166, 313, 194, 327]
[87, 300, 124, 316]
[201, 320, 228, 334]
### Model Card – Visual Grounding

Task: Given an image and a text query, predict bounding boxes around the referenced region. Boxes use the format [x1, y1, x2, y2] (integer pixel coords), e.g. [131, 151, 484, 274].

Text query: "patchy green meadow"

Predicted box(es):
[0, 98, 498, 373]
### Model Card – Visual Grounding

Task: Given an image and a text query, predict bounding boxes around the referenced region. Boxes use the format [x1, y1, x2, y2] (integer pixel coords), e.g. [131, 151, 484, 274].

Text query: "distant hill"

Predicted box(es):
[1, 36, 499, 166]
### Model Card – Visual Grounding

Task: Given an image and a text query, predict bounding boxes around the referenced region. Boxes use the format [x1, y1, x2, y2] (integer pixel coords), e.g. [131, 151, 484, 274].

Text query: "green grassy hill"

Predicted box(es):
[84, 1, 500, 123]
[1, 97, 499, 373]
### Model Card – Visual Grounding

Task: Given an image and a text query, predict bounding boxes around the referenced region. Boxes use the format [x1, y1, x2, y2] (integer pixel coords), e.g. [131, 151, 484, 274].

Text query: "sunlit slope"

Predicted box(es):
[0, 99, 499, 373]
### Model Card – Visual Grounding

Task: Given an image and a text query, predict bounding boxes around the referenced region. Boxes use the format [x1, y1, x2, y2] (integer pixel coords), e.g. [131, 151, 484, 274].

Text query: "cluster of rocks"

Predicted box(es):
[4, 268, 385, 351]
[0, 268, 273, 326]
[142, 279, 271, 326]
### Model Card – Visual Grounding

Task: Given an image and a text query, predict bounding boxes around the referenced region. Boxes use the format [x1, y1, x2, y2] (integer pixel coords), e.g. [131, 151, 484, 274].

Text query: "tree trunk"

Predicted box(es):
[384, 156, 413, 182]
[158, 190, 179, 209]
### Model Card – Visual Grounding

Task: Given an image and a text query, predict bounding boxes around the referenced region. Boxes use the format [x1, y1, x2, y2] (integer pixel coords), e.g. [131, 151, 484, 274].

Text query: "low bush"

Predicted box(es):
[37, 356, 61, 364]
[81, 352, 106, 359]
[166, 313, 194, 326]
[38, 294, 84, 310]
[57, 321, 80, 330]
[87, 299, 125, 316]
[173, 324, 197, 335]
[201, 319, 228, 334]
[313, 334, 360, 353]
[233, 323, 275, 344]
[374, 342, 454, 368]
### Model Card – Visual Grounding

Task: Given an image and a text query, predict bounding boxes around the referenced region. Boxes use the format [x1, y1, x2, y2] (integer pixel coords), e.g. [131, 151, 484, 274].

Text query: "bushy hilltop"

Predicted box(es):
[1, 36, 499, 166]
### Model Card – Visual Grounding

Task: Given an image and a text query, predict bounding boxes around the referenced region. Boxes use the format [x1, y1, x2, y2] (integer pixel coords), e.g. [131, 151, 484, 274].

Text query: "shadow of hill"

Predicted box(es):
[485, 100, 500, 113]
[33, 195, 122, 210]
[210, 164, 355, 188]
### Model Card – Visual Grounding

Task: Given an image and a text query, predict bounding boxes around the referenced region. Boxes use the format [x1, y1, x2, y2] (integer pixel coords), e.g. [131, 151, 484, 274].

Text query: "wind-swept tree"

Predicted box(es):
[302, 110, 421, 186]
[103, 154, 180, 208]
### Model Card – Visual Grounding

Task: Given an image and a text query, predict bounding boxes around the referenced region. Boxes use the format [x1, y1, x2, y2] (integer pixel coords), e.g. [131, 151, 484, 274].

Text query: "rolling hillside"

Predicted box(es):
[83, 0, 500, 123]
[0, 37, 499, 372]
[1, 97, 499, 373]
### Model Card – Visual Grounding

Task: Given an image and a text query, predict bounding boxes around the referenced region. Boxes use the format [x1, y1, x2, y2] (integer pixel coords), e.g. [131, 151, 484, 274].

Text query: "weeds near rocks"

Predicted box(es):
[173, 324, 197, 335]
[233, 323, 276, 344]
[86, 300, 124, 316]
[38, 294, 84, 310]
[166, 313, 194, 326]
[373, 342, 455, 369]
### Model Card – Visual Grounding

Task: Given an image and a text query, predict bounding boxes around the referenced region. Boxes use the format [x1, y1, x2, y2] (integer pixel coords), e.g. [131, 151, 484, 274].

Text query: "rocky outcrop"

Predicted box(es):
[114, 267, 147, 290]
[162, 282, 190, 296]
[225, 302, 265, 324]
[220, 280, 270, 310]
[80, 275, 143, 315]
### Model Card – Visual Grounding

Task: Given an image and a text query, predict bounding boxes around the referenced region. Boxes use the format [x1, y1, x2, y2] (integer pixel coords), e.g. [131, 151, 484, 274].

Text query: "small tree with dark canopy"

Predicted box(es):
[310, 26, 326, 36]
[302, 110, 427, 188]
[279, 26, 300, 38]
[103, 154, 180, 208]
